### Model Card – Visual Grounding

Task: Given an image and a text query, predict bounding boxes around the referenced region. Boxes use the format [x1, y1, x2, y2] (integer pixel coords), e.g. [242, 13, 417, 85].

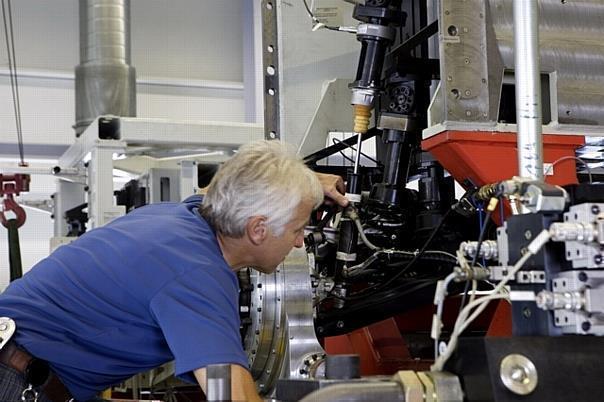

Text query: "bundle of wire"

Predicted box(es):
[431, 229, 552, 371]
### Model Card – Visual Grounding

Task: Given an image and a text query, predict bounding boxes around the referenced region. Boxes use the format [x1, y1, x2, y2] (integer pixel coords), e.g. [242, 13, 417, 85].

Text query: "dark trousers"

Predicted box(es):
[0, 362, 53, 402]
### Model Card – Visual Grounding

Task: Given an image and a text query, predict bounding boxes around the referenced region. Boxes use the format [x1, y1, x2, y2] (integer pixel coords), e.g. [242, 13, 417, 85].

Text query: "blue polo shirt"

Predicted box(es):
[0, 196, 248, 401]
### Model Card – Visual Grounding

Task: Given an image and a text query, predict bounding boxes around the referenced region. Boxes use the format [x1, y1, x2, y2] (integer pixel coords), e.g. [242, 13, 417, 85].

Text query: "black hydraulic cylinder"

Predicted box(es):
[370, 129, 412, 207]
[353, 38, 390, 91]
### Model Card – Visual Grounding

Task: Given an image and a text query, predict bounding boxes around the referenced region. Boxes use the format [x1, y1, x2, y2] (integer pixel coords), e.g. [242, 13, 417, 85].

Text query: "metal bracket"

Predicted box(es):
[0, 317, 16, 350]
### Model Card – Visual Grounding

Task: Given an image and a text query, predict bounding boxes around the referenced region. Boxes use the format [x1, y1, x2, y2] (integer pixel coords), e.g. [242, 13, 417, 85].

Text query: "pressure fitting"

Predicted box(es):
[535, 290, 585, 312]
[460, 240, 499, 261]
[549, 222, 598, 244]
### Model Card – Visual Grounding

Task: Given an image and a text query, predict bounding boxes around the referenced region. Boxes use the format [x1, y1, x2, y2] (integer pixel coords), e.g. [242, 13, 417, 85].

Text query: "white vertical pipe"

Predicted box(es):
[513, 0, 544, 181]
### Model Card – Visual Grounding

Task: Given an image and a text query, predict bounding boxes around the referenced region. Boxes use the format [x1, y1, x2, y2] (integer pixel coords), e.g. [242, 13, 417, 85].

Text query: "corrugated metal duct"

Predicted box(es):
[75, 0, 136, 136]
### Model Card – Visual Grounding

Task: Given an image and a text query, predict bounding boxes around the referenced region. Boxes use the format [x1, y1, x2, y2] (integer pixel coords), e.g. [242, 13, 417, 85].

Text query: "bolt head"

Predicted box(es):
[522, 306, 532, 319]
[510, 366, 527, 383]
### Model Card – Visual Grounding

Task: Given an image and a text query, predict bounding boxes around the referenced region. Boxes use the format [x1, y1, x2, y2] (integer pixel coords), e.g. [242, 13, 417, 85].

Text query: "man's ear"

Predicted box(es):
[246, 215, 268, 246]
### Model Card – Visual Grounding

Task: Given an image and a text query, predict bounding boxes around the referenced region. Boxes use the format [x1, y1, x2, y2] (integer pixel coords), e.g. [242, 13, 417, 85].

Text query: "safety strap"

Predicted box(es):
[6, 218, 22, 281]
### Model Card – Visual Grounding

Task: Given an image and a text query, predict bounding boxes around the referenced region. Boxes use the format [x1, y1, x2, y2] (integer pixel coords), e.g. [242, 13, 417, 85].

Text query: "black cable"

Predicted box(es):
[332, 137, 382, 166]
[302, 0, 315, 19]
[342, 207, 453, 300]
[341, 279, 437, 312]
[1, 0, 24, 165]
[380, 208, 452, 286]
[344, 249, 456, 280]
[332, 139, 356, 165]
[301, 0, 344, 31]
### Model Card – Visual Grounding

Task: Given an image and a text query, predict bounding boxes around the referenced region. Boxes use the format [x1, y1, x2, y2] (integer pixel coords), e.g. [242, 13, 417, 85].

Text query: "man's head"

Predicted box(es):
[201, 140, 323, 272]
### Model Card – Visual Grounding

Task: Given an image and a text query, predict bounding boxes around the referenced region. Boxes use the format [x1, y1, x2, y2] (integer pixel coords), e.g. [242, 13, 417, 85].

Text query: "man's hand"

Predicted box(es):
[195, 364, 263, 402]
[316, 172, 349, 208]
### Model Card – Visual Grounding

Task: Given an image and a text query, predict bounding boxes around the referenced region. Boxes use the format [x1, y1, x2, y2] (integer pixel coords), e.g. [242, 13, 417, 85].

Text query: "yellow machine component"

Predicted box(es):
[353, 104, 372, 134]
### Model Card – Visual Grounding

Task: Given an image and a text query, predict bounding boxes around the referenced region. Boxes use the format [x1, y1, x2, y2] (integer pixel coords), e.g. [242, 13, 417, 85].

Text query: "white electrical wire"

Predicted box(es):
[432, 272, 457, 357]
[544, 155, 593, 183]
[432, 293, 509, 371]
[431, 229, 551, 371]
[353, 217, 380, 251]
[432, 247, 495, 358]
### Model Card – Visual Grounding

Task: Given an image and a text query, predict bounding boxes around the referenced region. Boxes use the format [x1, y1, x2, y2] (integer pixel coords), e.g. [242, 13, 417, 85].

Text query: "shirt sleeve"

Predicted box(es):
[149, 268, 248, 383]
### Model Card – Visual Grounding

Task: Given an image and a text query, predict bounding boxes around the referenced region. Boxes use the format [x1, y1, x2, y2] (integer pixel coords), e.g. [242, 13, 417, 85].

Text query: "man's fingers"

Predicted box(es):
[327, 188, 349, 207]
[334, 177, 346, 194]
[315, 172, 349, 208]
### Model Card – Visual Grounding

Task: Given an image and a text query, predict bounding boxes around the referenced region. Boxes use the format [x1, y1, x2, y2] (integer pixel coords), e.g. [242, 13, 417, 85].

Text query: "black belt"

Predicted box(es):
[0, 341, 72, 402]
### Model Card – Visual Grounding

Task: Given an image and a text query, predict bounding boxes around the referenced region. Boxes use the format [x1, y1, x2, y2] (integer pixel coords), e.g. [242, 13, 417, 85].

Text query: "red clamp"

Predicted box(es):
[0, 174, 30, 229]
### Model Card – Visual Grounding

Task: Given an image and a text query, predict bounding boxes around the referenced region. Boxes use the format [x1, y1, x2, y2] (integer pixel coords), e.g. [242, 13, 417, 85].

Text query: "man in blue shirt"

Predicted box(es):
[0, 140, 348, 402]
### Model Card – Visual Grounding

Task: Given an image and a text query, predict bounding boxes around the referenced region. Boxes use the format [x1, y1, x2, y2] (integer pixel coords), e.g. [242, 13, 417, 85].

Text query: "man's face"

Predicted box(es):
[253, 198, 314, 274]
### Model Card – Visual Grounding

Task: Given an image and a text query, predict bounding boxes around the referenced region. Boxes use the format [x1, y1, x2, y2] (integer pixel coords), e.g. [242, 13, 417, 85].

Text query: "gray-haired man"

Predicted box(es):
[0, 140, 347, 401]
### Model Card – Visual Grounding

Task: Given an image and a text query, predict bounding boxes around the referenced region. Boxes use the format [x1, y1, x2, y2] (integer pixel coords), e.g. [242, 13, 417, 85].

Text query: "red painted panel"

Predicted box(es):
[422, 130, 585, 187]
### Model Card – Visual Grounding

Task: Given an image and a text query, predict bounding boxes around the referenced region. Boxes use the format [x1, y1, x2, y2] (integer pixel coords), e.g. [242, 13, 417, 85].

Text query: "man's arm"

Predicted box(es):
[195, 365, 263, 402]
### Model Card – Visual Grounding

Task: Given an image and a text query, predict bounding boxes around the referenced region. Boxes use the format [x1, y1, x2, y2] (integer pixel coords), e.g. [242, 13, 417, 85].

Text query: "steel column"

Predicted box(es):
[513, 0, 544, 180]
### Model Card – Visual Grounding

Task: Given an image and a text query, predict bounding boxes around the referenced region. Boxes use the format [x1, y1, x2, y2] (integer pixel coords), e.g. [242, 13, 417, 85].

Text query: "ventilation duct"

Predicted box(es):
[75, 0, 136, 136]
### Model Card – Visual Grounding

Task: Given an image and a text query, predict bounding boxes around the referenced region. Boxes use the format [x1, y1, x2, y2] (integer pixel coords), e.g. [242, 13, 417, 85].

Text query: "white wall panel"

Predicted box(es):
[0, 1, 249, 288]
[1, 0, 243, 81]
[0, 76, 245, 148]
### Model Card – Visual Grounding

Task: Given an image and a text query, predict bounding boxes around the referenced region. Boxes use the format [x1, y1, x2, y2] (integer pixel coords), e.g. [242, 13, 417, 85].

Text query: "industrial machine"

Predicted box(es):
[46, 1, 603, 400]
[245, 0, 604, 401]
[4, 0, 603, 401]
